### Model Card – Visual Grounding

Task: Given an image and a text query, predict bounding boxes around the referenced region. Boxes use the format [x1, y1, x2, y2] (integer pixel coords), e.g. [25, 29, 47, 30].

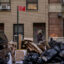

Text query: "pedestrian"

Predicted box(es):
[37, 30, 44, 44]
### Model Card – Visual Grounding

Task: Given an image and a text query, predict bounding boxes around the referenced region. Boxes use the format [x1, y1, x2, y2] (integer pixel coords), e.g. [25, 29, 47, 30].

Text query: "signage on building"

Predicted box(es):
[18, 6, 26, 11]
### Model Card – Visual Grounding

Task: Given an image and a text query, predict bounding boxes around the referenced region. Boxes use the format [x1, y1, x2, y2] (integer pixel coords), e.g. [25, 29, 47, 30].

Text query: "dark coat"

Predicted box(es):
[37, 33, 43, 43]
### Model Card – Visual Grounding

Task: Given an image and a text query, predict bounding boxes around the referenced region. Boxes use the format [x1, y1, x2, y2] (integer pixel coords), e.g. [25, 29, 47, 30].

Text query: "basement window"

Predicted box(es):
[0, 0, 11, 11]
[26, 0, 38, 11]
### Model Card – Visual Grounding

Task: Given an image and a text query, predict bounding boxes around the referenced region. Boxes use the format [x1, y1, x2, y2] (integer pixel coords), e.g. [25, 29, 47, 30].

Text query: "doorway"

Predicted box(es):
[33, 23, 46, 43]
[0, 23, 4, 33]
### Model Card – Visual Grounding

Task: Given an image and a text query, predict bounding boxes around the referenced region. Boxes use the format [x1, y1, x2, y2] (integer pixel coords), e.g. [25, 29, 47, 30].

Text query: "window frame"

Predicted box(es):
[26, 0, 38, 11]
[0, 23, 4, 33]
[13, 24, 24, 42]
[33, 23, 46, 43]
[0, 0, 11, 11]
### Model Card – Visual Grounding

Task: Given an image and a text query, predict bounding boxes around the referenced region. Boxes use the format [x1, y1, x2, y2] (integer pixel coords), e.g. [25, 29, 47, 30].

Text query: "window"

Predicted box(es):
[0, 23, 4, 33]
[26, 0, 38, 10]
[13, 24, 24, 42]
[0, 0, 11, 11]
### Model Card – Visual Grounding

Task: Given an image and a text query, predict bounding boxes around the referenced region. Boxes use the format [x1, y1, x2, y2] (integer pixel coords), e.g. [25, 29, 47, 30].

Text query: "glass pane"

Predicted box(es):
[14, 25, 24, 34]
[28, 4, 37, 10]
[14, 25, 17, 33]
[13, 24, 24, 42]
[19, 25, 23, 33]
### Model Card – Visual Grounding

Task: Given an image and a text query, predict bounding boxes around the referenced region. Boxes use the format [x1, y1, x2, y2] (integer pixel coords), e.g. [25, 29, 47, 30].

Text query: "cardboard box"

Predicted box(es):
[15, 50, 27, 63]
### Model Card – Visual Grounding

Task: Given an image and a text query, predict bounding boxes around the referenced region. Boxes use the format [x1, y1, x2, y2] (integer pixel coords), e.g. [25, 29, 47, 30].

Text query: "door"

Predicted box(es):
[33, 23, 46, 43]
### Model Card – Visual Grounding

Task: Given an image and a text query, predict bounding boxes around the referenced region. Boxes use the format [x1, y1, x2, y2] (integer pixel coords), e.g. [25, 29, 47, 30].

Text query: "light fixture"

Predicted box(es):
[58, 13, 62, 18]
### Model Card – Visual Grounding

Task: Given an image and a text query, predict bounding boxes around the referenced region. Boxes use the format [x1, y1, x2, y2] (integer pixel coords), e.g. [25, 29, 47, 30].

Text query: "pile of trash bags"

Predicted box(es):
[0, 52, 12, 64]
[0, 33, 12, 64]
[23, 39, 64, 64]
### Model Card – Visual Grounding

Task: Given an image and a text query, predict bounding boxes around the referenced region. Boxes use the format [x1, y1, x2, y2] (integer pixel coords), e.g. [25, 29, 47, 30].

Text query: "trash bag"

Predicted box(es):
[51, 56, 62, 62]
[60, 61, 64, 64]
[23, 39, 64, 64]
[42, 49, 57, 62]
[49, 38, 61, 49]
[54, 46, 60, 52]
[28, 62, 33, 64]
[23, 52, 39, 64]
[24, 56, 31, 62]
[0, 33, 9, 64]
[0, 45, 4, 50]
[59, 50, 64, 58]
[37, 58, 44, 64]
[7, 52, 12, 64]
[60, 44, 64, 50]
[0, 58, 6, 64]
[31, 53, 39, 62]
[49, 38, 57, 48]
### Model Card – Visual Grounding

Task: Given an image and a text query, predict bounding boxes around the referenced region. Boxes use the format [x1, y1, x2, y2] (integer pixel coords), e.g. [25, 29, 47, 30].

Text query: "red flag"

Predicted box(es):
[18, 6, 26, 12]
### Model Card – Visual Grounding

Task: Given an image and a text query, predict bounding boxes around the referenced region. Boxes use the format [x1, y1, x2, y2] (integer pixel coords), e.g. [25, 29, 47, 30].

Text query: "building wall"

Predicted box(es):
[0, 0, 48, 41]
[49, 12, 63, 37]
[49, 0, 61, 3]
[48, 0, 63, 37]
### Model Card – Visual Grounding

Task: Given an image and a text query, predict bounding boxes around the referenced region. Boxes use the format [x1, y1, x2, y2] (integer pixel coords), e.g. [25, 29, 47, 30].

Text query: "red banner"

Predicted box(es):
[18, 6, 26, 12]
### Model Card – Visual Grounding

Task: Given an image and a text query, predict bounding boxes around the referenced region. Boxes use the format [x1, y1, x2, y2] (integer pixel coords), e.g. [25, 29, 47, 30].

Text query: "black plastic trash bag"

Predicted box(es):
[60, 44, 64, 50]
[42, 49, 57, 62]
[31, 53, 39, 62]
[37, 58, 44, 64]
[59, 50, 64, 58]
[60, 61, 64, 64]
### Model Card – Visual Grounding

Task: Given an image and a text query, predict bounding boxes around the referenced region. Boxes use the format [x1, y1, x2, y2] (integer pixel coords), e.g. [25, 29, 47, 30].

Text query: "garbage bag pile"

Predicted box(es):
[23, 39, 64, 64]
[0, 58, 7, 64]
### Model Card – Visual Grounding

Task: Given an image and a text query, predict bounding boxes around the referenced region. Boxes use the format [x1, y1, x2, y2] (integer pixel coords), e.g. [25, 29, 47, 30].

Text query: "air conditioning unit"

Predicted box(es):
[0, 4, 10, 10]
[58, 13, 62, 18]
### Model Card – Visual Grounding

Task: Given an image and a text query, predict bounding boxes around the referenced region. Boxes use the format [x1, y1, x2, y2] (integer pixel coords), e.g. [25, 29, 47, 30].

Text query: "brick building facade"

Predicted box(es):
[0, 0, 64, 42]
[48, 0, 64, 37]
[0, 0, 48, 43]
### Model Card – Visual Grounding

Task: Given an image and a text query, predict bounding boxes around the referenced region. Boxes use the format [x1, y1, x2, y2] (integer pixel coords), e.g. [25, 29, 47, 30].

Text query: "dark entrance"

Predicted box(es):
[33, 23, 46, 43]
[0, 23, 4, 33]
